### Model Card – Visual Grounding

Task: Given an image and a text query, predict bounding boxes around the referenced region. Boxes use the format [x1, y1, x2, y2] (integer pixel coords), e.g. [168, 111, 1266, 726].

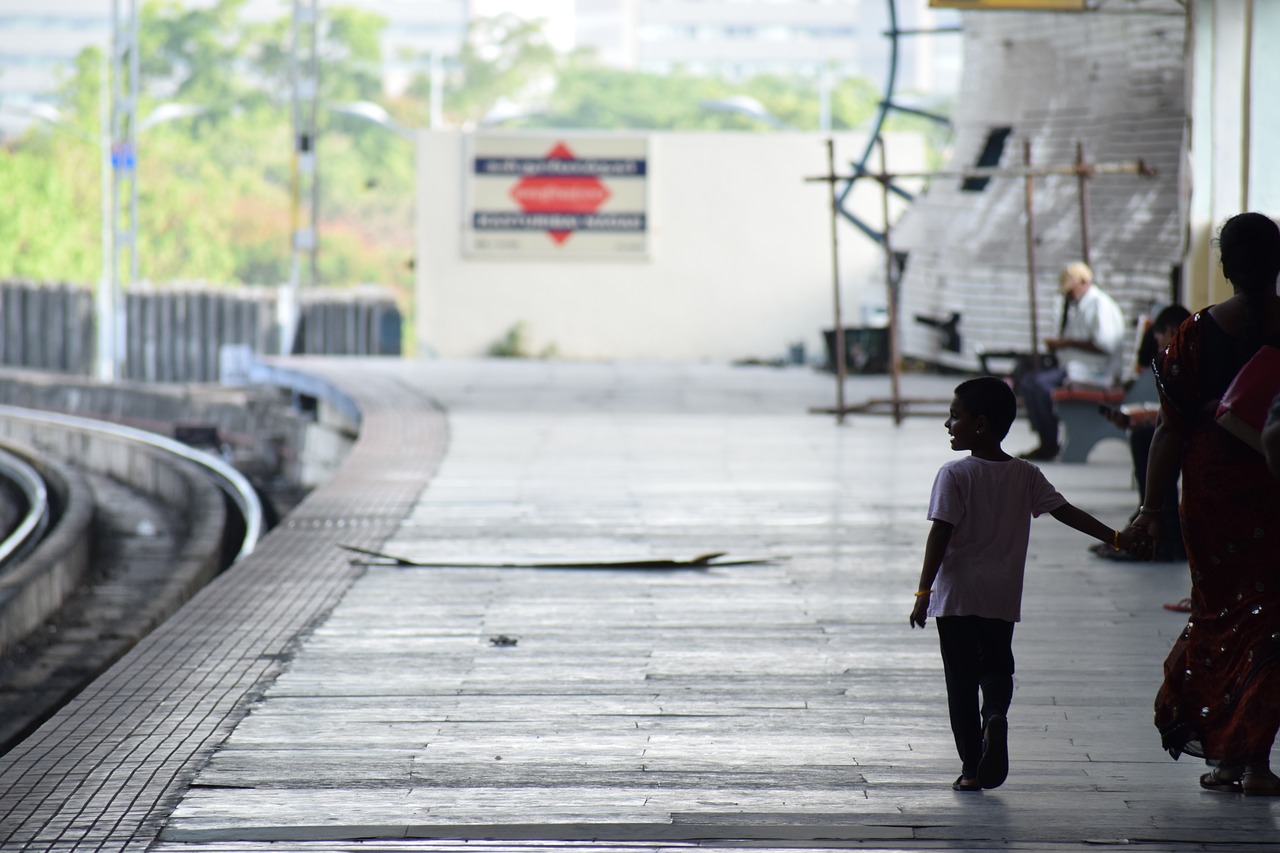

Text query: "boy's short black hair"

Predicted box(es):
[954, 376, 1018, 440]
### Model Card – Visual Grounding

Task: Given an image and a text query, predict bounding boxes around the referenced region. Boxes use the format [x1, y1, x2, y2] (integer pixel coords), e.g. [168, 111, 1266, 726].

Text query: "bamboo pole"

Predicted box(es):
[1076, 141, 1091, 266]
[826, 139, 847, 424]
[878, 136, 904, 424]
[1023, 139, 1040, 359]
[803, 145, 1157, 421]
[805, 159, 1155, 186]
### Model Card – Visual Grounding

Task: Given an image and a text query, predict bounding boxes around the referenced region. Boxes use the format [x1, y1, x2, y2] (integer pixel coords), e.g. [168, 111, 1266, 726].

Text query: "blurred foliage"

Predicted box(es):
[514, 56, 887, 132]
[1, 0, 411, 296]
[487, 321, 557, 359]
[0, 0, 948, 320]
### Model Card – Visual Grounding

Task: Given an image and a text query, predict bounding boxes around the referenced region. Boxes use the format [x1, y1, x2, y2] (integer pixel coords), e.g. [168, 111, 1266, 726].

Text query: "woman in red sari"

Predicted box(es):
[1129, 212, 1280, 795]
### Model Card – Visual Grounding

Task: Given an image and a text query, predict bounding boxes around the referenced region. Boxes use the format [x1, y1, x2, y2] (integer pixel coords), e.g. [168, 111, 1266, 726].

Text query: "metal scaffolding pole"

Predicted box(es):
[825, 139, 848, 424]
[285, 0, 320, 355]
[806, 139, 1155, 423]
[878, 136, 904, 425]
[108, 0, 139, 382]
[1023, 139, 1040, 359]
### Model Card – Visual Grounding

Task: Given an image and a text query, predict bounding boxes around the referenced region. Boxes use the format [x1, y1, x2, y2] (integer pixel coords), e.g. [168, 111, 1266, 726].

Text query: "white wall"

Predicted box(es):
[1185, 0, 1280, 309]
[414, 130, 923, 362]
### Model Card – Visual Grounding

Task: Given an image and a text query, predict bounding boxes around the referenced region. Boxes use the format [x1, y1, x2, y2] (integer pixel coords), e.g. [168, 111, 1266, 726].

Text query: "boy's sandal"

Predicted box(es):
[977, 715, 1009, 789]
[952, 775, 982, 792]
[1199, 768, 1242, 793]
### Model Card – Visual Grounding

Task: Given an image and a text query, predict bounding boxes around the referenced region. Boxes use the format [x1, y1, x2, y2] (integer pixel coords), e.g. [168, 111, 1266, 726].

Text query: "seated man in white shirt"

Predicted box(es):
[1015, 262, 1127, 461]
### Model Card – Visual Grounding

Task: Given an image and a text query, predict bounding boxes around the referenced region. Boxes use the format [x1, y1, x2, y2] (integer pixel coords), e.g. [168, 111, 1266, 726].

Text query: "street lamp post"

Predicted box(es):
[112, 0, 139, 381]
[330, 100, 414, 140]
[106, 101, 207, 381]
[97, 63, 113, 381]
[699, 96, 791, 130]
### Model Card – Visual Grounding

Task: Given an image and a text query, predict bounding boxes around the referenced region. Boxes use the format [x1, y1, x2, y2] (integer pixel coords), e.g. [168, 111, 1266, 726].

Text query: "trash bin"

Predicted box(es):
[822, 327, 888, 374]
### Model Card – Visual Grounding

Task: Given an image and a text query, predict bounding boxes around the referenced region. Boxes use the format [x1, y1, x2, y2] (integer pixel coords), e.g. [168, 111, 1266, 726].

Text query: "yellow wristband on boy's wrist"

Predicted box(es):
[914, 589, 932, 597]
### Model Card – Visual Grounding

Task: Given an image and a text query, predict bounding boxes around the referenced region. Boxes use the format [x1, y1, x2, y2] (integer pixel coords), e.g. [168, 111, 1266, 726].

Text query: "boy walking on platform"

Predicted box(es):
[909, 377, 1145, 791]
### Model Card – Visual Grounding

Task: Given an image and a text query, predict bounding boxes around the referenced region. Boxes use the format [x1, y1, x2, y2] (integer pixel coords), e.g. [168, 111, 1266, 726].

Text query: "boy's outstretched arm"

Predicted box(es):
[910, 519, 953, 628]
[1050, 502, 1149, 556]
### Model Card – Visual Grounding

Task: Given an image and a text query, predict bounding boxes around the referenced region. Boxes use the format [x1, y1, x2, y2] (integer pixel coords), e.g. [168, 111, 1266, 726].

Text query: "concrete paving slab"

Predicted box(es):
[147, 361, 1276, 852]
[4, 360, 1275, 853]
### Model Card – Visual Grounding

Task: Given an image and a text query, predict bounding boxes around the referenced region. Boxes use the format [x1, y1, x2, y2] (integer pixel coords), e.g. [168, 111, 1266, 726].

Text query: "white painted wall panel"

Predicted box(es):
[415, 130, 924, 361]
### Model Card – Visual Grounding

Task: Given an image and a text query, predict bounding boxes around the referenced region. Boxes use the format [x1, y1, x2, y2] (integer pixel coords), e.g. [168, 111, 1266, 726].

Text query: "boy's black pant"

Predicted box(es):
[937, 615, 1015, 777]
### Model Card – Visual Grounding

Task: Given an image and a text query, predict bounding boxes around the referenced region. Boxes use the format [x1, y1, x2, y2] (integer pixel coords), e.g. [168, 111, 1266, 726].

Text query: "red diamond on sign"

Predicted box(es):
[509, 142, 611, 245]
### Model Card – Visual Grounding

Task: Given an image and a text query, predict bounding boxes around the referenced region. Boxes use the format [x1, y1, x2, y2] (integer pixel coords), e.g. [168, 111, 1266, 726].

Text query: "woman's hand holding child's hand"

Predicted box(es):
[1126, 512, 1161, 558]
[1116, 527, 1153, 559]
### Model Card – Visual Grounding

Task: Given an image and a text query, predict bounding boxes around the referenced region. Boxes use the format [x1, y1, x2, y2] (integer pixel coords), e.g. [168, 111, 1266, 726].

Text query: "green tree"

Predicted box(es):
[489, 51, 883, 132]
[0, 47, 107, 283]
[141, 0, 248, 103]
[530, 61, 739, 130]
[0, 0, 415, 295]
[0, 1, 933, 313]
[0, 140, 96, 281]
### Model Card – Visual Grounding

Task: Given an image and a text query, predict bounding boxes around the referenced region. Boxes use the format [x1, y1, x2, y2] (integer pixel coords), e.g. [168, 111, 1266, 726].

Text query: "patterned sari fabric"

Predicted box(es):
[1152, 311, 1280, 766]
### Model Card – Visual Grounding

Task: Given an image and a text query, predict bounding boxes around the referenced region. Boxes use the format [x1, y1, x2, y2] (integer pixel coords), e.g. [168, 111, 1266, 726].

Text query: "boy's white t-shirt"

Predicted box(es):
[926, 456, 1067, 622]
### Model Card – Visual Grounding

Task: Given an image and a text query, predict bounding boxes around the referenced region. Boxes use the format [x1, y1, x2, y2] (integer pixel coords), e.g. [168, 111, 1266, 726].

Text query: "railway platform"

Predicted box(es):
[0, 358, 1273, 853]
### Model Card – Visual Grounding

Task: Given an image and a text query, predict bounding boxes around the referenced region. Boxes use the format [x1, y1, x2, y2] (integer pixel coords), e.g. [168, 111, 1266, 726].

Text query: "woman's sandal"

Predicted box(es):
[1200, 768, 1242, 793]
[1200, 766, 1280, 795]
[952, 775, 982, 792]
[1241, 770, 1280, 797]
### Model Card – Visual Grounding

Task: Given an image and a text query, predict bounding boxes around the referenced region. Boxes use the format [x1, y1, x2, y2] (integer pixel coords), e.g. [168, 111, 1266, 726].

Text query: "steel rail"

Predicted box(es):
[0, 406, 263, 562]
[0, 446, 49, 570]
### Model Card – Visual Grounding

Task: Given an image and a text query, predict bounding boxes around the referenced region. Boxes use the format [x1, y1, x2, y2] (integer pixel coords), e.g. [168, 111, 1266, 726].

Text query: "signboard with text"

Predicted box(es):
[929, 0, 1086, 9]
[465, 135, 648, 259]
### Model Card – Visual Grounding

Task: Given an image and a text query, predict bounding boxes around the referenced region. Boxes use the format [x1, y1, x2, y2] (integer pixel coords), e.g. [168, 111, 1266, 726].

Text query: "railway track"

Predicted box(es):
[0, 408, 267, 753]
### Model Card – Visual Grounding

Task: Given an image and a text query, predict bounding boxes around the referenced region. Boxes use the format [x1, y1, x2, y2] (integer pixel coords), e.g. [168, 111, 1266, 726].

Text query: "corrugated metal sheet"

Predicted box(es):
[893, 3, 1187, 371]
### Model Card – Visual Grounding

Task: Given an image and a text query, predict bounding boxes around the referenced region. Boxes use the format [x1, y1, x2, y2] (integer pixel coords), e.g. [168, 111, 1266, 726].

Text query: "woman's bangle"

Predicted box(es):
[914, 589, 932, 598]
[1113, 529, 1120, 551]
[1137, 505, 1163, 515]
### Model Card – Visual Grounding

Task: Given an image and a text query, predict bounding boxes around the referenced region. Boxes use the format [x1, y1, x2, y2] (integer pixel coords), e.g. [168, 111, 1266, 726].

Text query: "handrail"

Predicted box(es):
[0, 446, 49, 569]
[247, 360, 362, 429]
[0, 406, 263, 562]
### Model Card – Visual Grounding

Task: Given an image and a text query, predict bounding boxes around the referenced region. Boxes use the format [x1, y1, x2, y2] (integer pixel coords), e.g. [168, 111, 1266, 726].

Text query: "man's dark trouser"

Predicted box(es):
[1015, 366, 1067, 450]
[937, 615, 1016, 777]
[1129, 426, 1184, 558]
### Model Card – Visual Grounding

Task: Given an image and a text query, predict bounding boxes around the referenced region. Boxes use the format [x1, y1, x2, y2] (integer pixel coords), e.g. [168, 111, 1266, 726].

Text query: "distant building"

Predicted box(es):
[575, 0, 959, 93]
[357, 0, 470, 96]
[0, 2, 109, 125]
[0, 0, 956, 133]
[0, 0, 468, 129]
